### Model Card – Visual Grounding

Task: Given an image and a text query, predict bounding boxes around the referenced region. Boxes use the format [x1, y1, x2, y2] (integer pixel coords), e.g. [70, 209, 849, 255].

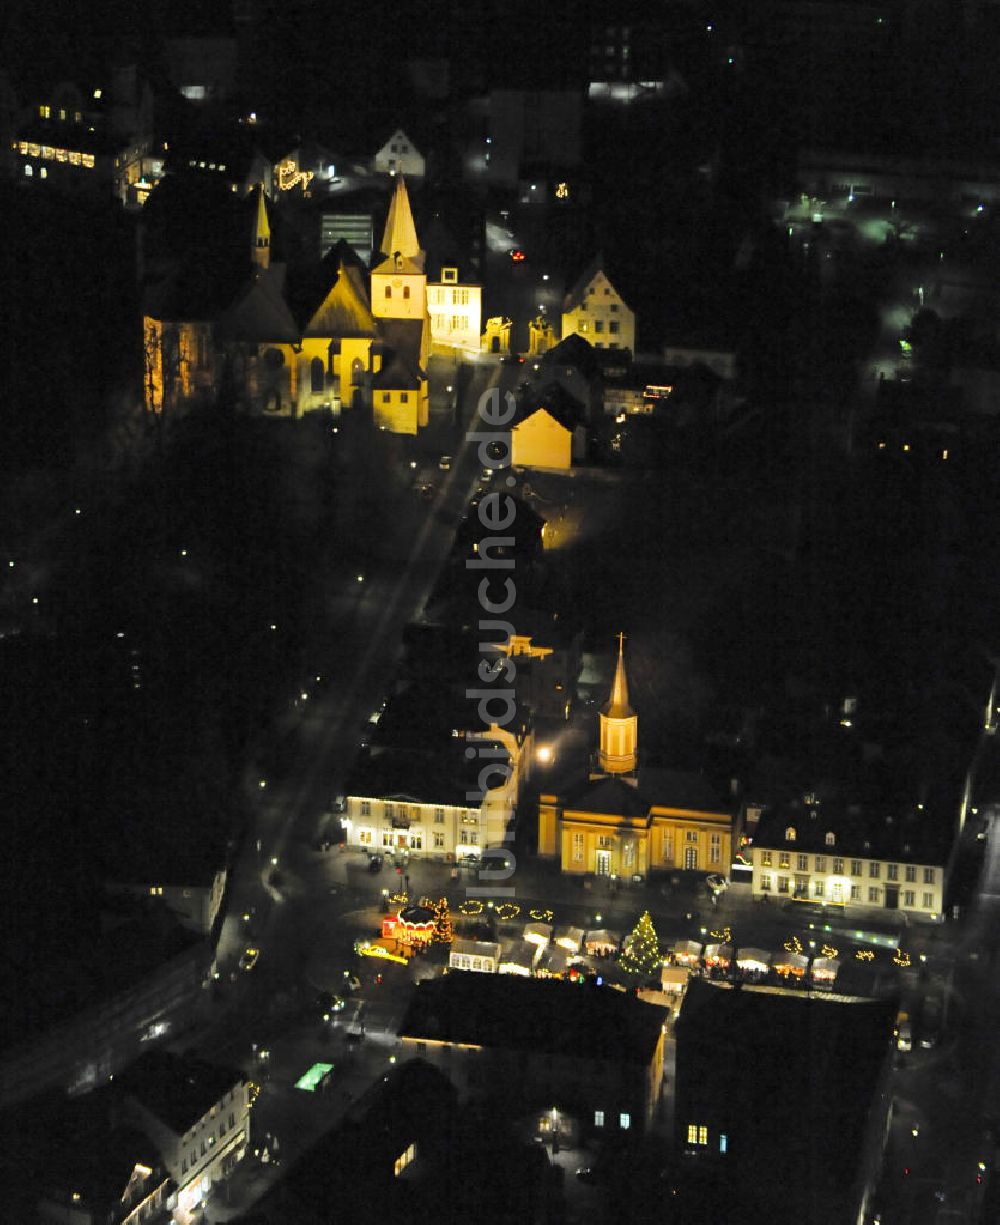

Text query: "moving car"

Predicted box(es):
[706, 874, 728, 893]
[239, 947, 259, 972]
[439, 455, 452, 471]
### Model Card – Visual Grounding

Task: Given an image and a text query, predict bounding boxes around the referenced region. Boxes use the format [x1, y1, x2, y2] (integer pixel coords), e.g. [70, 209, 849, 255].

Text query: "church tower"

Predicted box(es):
[371, 175, 427, 321]
[251, 185, 270, 271]
[598, 634, 638, 775]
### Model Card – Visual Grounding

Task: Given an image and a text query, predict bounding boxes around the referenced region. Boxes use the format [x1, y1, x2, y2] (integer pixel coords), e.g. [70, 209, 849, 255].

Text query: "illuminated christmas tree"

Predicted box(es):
[619, 911, 661, 978]
[433, 897, 454, 944]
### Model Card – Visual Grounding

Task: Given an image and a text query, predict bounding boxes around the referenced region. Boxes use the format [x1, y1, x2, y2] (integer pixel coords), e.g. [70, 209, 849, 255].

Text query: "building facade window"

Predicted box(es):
[433, 832, 445, 848]
[760, 873, 772, 891]
[572, 833, 584, 862]
[815, 856, 826, 872]
[777, 875, 789, 893]
[594, 1110, 604, 1127]
[785, 826, 796, 841]
[394, 1142, 416, 1177]
[905, 865, 916, 882]
[887, 863, 898, 881]
[869, 862, 881, 878]
[719, 1133, 728, 1154]
[435, 808, 445, 823]
[710, 833, 721, 864]
[833, 858, 844, 874]
[813, 879, 825, 898]
[825, 830, 836, 846]
[662, 831, 674, 862]
[851, 859, 862, 876]
[760, 850, 772, 867]
[797, 854, 808, 871]
[779, 852, 790, 869]
[868, 886, 880, 903]
[403, 286, 410, 299]
[850, 884, 861, 901]
[684, 846, 698, 869]
[923, 892, 934, 908]
[923, 867, 935, 884]
[619, 1113, 630, 1130]
[360, 800, 371, 816]
[385, 286, 392, 298]
[903, 890, 915, 906]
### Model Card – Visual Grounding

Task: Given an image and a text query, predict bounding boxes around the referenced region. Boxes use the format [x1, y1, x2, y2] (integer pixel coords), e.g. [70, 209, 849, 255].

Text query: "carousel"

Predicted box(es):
[382, 904, 436, 948]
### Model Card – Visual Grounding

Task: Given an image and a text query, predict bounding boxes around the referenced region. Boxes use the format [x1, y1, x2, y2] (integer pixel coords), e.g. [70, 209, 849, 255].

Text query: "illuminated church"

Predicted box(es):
[537, 637, 733, 879]
[142, 175, 429, 433]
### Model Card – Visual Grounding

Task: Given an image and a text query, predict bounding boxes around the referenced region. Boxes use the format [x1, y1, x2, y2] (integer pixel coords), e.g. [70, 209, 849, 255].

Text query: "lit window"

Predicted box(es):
[825, 830, 835, 846]
[74, 111, 82, 122]
[82, 154, 95, 168]
[619, 1113, 630, 1130]
[24, 164, 33, 177]
[394, 1142, 416, 1176]
[785, 826, 796, 841]
[687, 1123, 698, 1144]
[594, 1110, 604, 1127]
[40, 167, 47, 178]
[59, 108, 66, 120]
[760, 850, 772, 867]
[39, 104, 51, 118]
[719, 1133, 728, 1153]
[779, 852, 790, 869]
[760, 873, 772, 891]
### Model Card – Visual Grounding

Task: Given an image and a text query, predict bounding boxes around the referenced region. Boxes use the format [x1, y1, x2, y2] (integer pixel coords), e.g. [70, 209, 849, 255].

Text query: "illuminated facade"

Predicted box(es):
[512, 407, 573, 470]
[118, 1050, 251, 1221]
[482, 315, 512, 355]
[561, 257, 635, 355]
[538, 639, 733, 878]
[427, 267, 483, 354]
[374, 127, 426, 178]
[141, 177, 430, 429]
[750, 804, 949, 920]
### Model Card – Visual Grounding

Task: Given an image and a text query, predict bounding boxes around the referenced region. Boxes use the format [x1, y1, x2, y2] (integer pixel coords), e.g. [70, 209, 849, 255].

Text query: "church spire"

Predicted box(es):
[380, 174, 421, 261]
[251, 185, 270, 271]
[599, 633, 638, 775]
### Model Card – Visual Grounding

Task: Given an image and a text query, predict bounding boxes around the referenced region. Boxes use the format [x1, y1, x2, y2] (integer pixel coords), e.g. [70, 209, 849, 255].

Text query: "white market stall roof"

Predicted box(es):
[773, 951, 809, 971]
[498, 940, 539, 975]
[673, 939, 703, 962]
[584, 928, 622, 952]
[661, 966, 691, 992]
[735, 948, 772, 971]
[522, 922, 553, 947]
[554, 926, 585, 953]
[703, 942, 734, 965]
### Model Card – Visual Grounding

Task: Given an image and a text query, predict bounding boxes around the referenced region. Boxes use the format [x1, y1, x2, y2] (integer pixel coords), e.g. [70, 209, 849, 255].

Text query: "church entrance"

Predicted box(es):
[595, 850, 611, 876]
[684, 847, 698, 870]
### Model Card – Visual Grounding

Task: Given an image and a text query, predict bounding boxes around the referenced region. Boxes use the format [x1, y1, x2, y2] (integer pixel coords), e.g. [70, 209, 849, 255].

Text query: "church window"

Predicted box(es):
[310, 357, 324, 393]
[572, 832, 584, 862]
[403, 286, 410, 299]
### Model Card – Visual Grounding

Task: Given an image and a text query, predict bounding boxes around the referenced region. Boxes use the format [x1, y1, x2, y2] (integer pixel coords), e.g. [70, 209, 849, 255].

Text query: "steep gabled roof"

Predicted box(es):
[514, 381, 586, 431]
[216, 265, 299, 344]
[303, 250, 378, 339]
[563, 252, 629, 313]
[379, 173, 422, 261]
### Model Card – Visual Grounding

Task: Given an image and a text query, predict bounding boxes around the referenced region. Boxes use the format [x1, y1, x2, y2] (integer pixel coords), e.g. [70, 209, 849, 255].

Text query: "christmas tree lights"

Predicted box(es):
[620, 911, 661, 977]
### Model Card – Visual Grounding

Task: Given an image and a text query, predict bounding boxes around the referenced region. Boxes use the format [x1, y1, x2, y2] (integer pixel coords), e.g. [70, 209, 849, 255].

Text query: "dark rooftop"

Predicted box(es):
[116, 1049, 244, 1136]
[399, 973, 667, 1064]
[346, 741, 509, 806]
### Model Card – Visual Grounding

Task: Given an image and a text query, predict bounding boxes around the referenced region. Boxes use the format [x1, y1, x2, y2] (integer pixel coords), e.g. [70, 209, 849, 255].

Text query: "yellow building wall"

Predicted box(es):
[371, 272, 426, 320]
[512, 409, 572, 470]
[648, 811, 732, 872]
[373, 388, 419, 434]
[538, 796, 559, 855]
[558, 817, 650, 876]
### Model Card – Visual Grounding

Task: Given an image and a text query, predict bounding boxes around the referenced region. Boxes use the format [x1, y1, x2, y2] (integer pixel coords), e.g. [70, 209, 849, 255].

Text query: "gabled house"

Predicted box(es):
[512, 382, 587, 469]
[561, 255, 635, 356]
[374, 127, 426, 178]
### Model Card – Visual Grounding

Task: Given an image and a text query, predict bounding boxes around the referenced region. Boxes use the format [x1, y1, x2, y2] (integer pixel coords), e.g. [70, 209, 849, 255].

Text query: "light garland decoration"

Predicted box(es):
[389, 892, 408, 907]
[821, 945, 839, 959]
[529, 908, 554, 922]
[620, 911, 662, 977]
[855, 948, 875, 961]
[495, 902, 521, 920]
[710, 927, 732, 943]
[459, 900, 484, 916]
[276, 158, 314, 192]
[784, 935, 803, 955]
[893, 949, 911, 967]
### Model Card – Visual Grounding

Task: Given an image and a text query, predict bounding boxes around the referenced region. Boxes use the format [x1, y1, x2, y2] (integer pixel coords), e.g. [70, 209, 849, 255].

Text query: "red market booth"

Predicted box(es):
[703, 942, 733, 970]
[773, 950, 809, 979]
[672, 940, 703, 968]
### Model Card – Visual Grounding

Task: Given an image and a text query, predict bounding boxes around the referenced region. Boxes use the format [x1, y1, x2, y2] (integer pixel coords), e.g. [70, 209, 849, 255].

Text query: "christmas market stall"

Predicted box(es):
[584, 929, 622, 957]
[672, 939, 703, 967]
[536, 946, 571, 978]
[809, 956, 841, 989]
[523, 922, 553, 949]
[703, 942, 733, 970]
[735, 948, 772, 974]
[554, 927, 585, 955]
[773, 950, 809, 979]
[499, 941, 541, 976]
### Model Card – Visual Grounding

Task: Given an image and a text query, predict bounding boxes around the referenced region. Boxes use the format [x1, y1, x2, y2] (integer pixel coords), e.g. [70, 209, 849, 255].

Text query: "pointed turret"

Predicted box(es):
[251, 185, 270, 271]
[379, 174, 422, 263]
[599, 633, 638, 775]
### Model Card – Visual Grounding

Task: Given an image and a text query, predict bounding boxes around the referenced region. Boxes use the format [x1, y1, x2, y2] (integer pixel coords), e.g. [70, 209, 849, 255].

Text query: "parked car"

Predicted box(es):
[439, 455, 452, 471]
[368, 853, 384, 874]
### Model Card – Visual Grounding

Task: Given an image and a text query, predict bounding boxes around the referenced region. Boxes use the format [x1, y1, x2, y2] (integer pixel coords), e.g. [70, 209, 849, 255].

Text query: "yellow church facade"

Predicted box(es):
[537, 637, 733, 879]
